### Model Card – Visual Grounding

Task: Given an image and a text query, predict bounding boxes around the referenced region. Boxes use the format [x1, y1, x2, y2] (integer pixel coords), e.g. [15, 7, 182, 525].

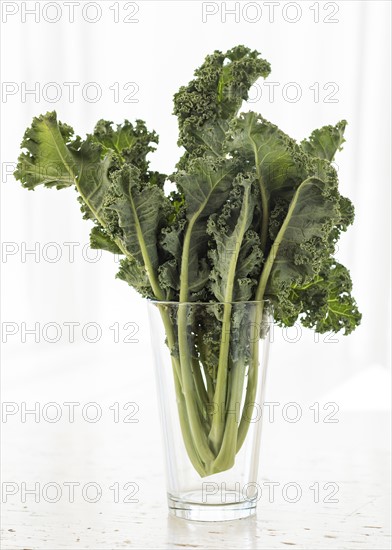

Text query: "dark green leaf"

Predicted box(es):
[90, 226, 122, 254]
[301, 120, 347, 161]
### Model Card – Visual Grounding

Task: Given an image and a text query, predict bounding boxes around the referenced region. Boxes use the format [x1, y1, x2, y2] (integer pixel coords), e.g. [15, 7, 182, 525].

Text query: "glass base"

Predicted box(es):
[167, 491, 257, 522]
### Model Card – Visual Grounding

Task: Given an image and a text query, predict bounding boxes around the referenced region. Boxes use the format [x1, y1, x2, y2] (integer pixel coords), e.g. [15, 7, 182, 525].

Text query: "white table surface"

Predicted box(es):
[1, 348, 391, 550]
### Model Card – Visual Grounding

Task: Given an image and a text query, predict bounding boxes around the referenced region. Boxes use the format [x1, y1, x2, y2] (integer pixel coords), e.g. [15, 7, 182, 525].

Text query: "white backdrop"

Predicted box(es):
[1, 1, 391, 412]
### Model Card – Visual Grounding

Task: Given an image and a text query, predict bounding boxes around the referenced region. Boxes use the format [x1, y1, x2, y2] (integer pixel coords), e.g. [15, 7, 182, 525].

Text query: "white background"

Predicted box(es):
[1, 1, 391, 548]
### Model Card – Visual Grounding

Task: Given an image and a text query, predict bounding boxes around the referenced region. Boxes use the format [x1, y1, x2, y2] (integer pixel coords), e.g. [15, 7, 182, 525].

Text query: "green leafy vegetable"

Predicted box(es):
[14, 45, 361, 477]
[301, 120, 347, 161]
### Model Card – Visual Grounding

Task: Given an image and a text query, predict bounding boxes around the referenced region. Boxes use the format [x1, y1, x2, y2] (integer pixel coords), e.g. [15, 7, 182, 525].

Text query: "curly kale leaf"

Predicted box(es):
[90, 226, 122, 254]
[301, 120, 347, 161]
[280, 259, 361, 335]
[173, 45, 271, 167]
[116, 257, 154, 299]
[92, 119, 164, 184]
[174, 157, 238, 301]
[14, 111, 171, 299]
[13, 111, 120, 245]
[158, 219, 185, 300]
[207, 175, 262, 302]
[103, 164, 171, 299]
[258, 174, 359, 335]
[15, 111, 89, 190]
[270, 178, 339, 279]
[226, 112, 310, 198]
[225, 112, 314, 253]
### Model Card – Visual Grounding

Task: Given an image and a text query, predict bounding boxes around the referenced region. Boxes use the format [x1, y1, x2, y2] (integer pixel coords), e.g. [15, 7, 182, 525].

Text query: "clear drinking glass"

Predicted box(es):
[147, 300, 272, 521]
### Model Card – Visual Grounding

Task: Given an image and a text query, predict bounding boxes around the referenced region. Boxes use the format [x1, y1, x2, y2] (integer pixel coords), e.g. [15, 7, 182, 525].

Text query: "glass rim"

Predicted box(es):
[148, 299, 272, 306]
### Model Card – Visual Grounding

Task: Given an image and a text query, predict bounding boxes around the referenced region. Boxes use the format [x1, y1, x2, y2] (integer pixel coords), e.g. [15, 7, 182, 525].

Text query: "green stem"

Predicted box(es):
[196, 332, 216, 402]
[171, 356, 206, 476]
[127, 186, 164, 299]
[248, 112, 269, 253]
[191, 355, 211, 427]
[177, 305, 215, 467]
[236, 302, 264, 451]
[157, 305, 206, 476]
[212, 356, 246, 473]
[203, 365, 215, 404]
[176, 202, 223, 468]
[208, 303, 232, 453]
[208, 188, 251, 453]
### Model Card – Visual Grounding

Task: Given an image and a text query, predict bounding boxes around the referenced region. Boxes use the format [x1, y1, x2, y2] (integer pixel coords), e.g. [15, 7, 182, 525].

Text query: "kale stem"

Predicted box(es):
[248, 112, 269, 254]
[212, 356, 246, 473]
[177, 305, 215, 467]
[176, 205, 219, 469]
[157, 306, 206, 476]
[171, 356, 207, 476]
[191, 355, 211, 426]
[208, 186, 251, 454]
[236, 302, 264, 451]
[208, 303, 232, 454]
[196, 332, 216, 402]
[204, 366, 215, 404]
